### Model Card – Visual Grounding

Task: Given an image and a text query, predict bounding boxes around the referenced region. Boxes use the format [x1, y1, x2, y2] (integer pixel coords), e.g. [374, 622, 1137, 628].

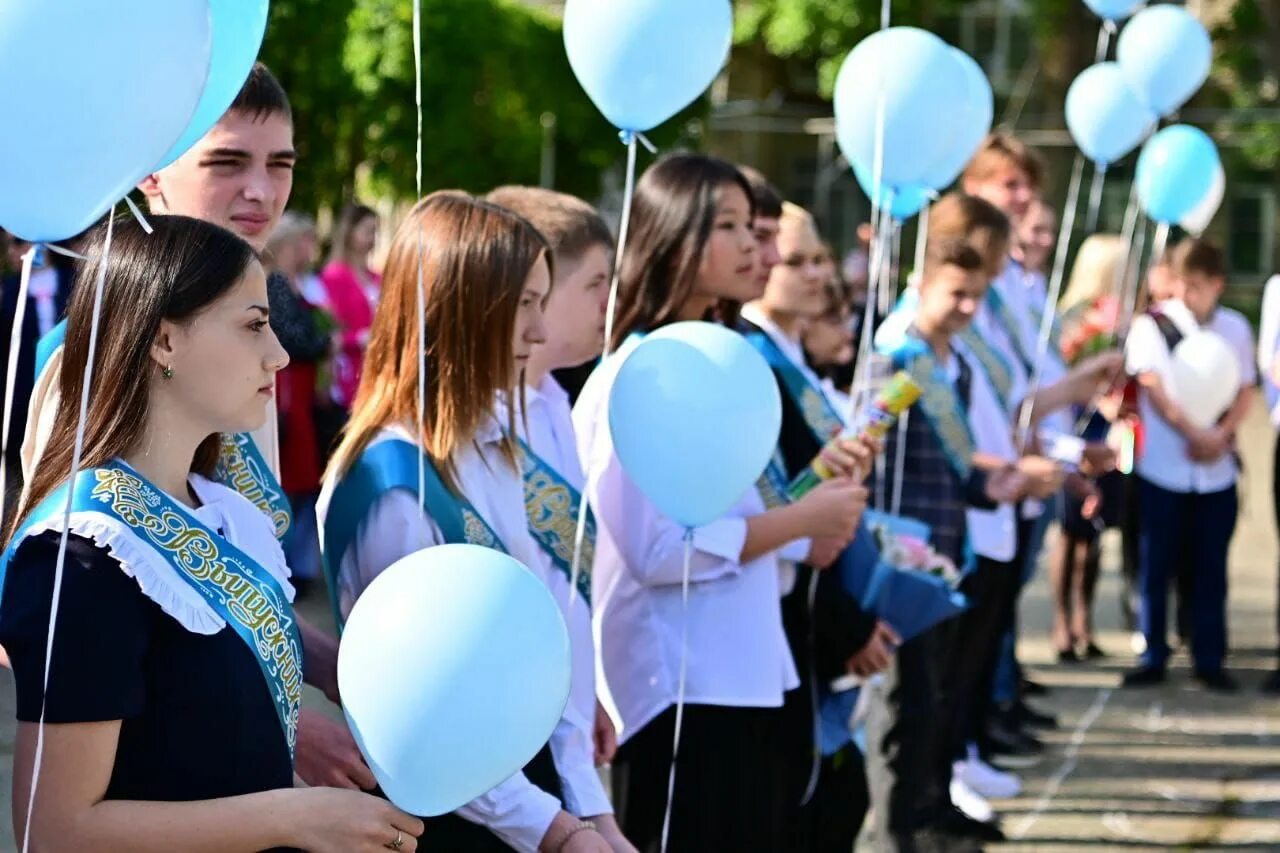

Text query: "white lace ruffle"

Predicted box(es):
[15, 474, 298, 635]
[20, 512, 226, 635]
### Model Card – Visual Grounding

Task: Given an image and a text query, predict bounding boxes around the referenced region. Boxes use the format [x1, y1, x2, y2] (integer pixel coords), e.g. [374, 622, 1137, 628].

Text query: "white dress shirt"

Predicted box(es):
[316, 419, 578, 851]
[572, 337, 801, 744]
[950, 345, 1018, 562]
[503, 376, 613, 818]
[1257, 274, 1280, 425]
[1126, 300, 1257, 494]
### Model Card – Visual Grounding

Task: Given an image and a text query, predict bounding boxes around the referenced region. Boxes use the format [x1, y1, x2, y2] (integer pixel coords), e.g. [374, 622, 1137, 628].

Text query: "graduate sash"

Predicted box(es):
[515, 436, 593, 606]
[985, 286, 1034, 374]
[34, 320, 292, 541]
[1, 462, 303, 754]
[887, 338, 975, 481]
[213, 433, 292, 541]
[745, 330, 845, 510]
[956, 327, 1013, 414]
[322, 438, 506, 632]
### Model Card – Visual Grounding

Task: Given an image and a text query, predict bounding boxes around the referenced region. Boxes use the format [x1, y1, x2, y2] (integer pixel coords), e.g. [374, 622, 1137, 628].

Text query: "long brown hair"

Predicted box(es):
[7, 216, 257, 544]
[610, 154, 755, 349]
[328, 191, 550, 488]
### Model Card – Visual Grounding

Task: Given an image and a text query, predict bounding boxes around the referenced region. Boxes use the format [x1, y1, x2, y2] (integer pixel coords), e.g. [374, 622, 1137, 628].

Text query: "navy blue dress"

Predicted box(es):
[0, 531, 297, 850]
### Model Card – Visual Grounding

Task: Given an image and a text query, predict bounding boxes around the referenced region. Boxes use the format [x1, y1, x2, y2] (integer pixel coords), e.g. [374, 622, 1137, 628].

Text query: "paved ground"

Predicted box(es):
[0, 404, 1276, 850]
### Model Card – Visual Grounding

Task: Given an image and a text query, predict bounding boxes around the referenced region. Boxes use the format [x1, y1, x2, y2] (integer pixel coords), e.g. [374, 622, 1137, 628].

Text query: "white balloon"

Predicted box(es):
[1170, 330, 1241, 429]
[1179, 161, 1226, 236]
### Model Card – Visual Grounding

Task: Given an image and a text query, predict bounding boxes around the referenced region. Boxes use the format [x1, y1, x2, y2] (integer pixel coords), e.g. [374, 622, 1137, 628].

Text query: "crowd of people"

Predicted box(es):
[0, 59, 1272, 853]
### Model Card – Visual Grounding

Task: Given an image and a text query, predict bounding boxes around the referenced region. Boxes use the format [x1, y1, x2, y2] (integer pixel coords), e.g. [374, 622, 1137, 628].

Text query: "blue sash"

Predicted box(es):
[515, 437, 593, 606]
[887, 338, 975, 481]
[985, 286, 1034, 374]
[1, 462, 303, 754]
[34, 319, 65, 382]
[956, 327, 1013, 414]
[322, 438, 506, 633]
[744, 331, 845, 444]
[34, 321, 292, 542]
[744, 330, 845, 511]
[213, 433, 292, 541]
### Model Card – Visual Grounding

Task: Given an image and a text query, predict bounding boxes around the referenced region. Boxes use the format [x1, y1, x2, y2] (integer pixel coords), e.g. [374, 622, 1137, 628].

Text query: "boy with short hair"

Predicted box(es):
[1123, 238, 1256, 692]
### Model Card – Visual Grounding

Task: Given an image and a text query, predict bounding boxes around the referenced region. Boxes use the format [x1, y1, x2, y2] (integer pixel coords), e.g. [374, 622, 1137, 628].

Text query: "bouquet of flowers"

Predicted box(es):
[868, 514, 962, 588]
[1060, 294, 1120, 365]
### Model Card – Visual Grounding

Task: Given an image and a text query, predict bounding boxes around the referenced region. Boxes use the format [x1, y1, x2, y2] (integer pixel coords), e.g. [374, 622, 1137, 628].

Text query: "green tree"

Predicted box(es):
[262, 0, 706, 213]
[733, 0, 964, 96]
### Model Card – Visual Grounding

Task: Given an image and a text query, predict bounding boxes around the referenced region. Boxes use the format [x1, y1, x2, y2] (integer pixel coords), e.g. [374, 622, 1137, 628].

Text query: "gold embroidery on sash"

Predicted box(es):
[216, 434, 291, 538]
[90, 468, 302, 748]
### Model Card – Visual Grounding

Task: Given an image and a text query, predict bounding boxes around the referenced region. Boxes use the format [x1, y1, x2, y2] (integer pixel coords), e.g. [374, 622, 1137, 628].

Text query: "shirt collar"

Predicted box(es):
[740, 303, 808, 370]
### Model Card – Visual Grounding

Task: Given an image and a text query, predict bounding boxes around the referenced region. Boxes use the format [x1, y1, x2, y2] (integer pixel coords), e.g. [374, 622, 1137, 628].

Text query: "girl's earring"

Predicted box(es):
[162, 365, 175, 380]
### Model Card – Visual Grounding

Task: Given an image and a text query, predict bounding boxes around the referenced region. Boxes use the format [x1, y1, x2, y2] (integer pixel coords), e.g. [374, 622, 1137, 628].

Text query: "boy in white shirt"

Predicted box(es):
[1123, 238, 1256, 692]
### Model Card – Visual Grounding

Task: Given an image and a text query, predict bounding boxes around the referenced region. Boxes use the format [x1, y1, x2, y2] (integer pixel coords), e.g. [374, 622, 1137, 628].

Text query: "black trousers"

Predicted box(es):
[614, 704, 787, 853]
[866, 620, 955, 838]
[418, 744, 563, 851]
[944, 555, 1021, 758]
[1272, 431, 1280, 659]
[788, 742, 871, 853]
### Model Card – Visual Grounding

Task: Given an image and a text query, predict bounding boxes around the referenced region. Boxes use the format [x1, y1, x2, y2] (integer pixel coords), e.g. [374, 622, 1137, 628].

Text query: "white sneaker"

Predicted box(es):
[954, 756, 1022, 799]
[950, 776, 995, 824]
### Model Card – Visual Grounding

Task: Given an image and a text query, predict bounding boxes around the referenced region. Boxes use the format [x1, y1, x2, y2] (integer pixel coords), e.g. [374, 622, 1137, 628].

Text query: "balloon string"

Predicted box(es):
[798, 567, 822, 806]
[1018, 153, 1085, 449]
[21, 209, 115, 853]
[848, 214, 894, 426]
[1119, 211, 1151, 338]
[1085, 162, 1107, 233]
[575, 133, 640, 611]
[602, 135, 638, 362]
[0, 248, 36, 527]
[891, 408, 909, 517]
[659, 529, 694, 853]
[416, 229, 427, 524]
[912, 200, 931, 285]
[412, 0, 423, 197]
[1094, 24, 1112, 64]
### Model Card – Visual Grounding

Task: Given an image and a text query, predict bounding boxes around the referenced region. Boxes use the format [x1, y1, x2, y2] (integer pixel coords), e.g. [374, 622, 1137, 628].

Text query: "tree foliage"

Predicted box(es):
[260, 0, 672, 213]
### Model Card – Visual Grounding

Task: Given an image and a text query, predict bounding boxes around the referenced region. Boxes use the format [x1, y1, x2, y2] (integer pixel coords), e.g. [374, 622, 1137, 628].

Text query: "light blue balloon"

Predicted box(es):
[853, 161, 930, 221]
[834, 28, 970, 190]
[0, 0, 211, 242]
[1135, 125, 1220, 225]
[920, 48, 994, 191]
[1118, 4, 1212, 116]
[1065, 62, 1156, 165]
[156, 0, 270, 170]
[563, 0, 731, 133]
[339, 545, 571, 817]
[1083, 0, 1144, 22]
[608, 322, 781, 529]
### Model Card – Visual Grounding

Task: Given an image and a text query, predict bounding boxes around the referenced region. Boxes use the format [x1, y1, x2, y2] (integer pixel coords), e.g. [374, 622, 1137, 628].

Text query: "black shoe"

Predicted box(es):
[1193, 669, 1239, 693]
[937, 806, 1006, 842]
[1013, 699, 1058, 730]
[896, 828, 980, 853]
[1262, 669, 1280, 694]
[1121, 665, 1166, 687]
[1057, 647, 1080, 663]
[984, 719, 1044, 769]
[1021, 676, 1050, 696]
[1083, 642, 1107, 660]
